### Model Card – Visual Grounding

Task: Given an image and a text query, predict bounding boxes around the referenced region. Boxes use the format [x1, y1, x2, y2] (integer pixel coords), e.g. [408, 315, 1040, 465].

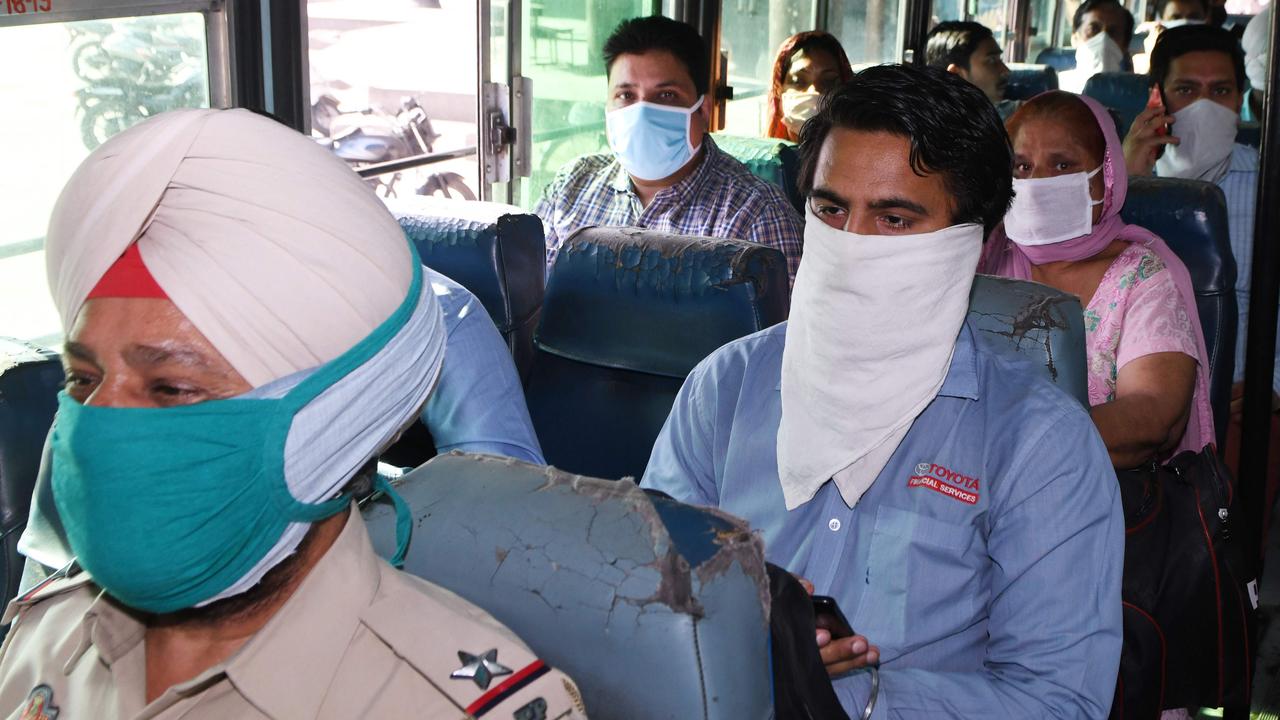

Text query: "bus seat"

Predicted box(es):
[968, 276, 1089, 406]
[1083, 72, 1151, 137]
[711, 134, 802, 211]
[1005, 63, 1060, 100]
[1237, 123, 1261, 148]
[1121, 177, 1237, 447]
[387, 196, 546, 381]
[1035, 47, 1077, 73]
[362, 452, 773, 720]
[0, 338, 62, 606]
[525, 227, 790, 480]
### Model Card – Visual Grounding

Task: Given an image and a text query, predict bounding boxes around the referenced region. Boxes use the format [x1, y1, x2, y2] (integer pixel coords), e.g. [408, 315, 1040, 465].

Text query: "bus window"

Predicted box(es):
[306, 0, 480, 204]
[1026, 0, 1059, 60]
[0, 12, 210, 346]
[829, 0, 907, 64]
[931, 0, 1012, 53]
[516, 1, 652, 209]
[720, 1, 817, 137]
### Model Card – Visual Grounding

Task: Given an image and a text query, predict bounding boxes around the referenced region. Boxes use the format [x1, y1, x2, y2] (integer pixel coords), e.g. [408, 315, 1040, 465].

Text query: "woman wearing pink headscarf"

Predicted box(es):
[981, 91, 1214, 469]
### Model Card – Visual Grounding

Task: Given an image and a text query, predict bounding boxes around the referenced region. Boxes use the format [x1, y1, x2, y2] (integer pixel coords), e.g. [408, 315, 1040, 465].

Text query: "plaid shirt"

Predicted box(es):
[534, 136, 805, 283]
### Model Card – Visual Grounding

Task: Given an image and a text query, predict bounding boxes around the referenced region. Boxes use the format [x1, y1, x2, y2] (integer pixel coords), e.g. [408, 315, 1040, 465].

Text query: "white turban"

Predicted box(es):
[40, 108, 446, 600]
[1244, 6, 1271, 93]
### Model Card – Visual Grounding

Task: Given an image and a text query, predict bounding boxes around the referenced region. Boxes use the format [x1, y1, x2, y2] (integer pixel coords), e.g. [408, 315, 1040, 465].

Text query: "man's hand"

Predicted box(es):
[1123, 106, 1179, 177]
[817, 630, 881, 676]
[795, 575, 882, 676]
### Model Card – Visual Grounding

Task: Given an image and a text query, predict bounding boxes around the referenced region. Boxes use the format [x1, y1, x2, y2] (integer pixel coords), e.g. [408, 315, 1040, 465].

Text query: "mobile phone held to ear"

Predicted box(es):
[812, 595, 855, 639]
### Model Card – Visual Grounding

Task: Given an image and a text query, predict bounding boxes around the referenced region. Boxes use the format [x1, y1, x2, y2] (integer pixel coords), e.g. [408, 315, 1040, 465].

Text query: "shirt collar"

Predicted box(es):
[69, 507, 383, 720]
[224, 507, 383, 720]
[609, 134, 719, 195]
[773, 320, 980, 400]
[1230, 143, 1260, 173]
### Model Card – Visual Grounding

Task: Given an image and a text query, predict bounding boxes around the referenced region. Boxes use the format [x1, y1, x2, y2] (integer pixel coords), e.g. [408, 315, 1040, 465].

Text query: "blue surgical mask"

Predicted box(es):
[51, 259, 425, 615]
[605, 96, 705, 181]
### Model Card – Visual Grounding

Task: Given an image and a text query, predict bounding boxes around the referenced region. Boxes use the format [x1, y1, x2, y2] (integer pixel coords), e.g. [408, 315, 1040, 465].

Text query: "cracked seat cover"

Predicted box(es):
[363, 452, 773, 720]
[967, 275, 1088, 406]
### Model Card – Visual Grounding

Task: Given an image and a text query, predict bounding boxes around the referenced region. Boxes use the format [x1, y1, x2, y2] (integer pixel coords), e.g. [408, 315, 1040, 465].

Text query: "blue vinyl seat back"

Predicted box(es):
[388, 197, 546, 380]
[526, 227, 790, 481]
[1236, 124, 1261, 147]
[1121, 177, 1237, 447]
[1083, 72, 1151, 137]
[362, 452, 772, 720]
[1035, 47, 1077, 72]
[1005, 63, 1060, 100]
[711, 134, 802, 211]
[967, 276, 1089, 406]
[0, 339, 62, 606]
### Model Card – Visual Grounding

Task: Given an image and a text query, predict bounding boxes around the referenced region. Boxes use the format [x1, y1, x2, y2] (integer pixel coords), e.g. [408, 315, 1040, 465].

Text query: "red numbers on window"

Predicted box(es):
[4, 0, 52, 14]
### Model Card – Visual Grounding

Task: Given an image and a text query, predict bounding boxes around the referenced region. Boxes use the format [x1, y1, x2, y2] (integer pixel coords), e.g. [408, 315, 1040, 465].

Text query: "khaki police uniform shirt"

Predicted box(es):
[0, 509, 587, 720]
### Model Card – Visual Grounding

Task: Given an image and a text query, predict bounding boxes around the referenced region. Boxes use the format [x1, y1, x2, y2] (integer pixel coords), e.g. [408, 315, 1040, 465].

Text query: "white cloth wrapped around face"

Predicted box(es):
[777, 207, 983, 510]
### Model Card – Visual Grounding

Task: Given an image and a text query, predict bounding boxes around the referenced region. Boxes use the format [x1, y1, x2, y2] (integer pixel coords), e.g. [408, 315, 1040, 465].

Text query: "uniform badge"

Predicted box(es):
[451, 648, 513, 689]
[907, 461, 980, 505]
[18, 685, 58, 720]
[513, 697, 547, 720]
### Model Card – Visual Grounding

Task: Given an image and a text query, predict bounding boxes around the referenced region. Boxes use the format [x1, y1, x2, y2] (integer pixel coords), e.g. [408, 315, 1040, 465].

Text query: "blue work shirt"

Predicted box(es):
[642, 321, 1123, 718]
[420, 269, 544, 463]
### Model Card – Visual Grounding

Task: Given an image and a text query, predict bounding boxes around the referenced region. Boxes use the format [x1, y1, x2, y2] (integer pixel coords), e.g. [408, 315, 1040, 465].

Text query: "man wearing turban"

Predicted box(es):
[0, 109, 585, 719]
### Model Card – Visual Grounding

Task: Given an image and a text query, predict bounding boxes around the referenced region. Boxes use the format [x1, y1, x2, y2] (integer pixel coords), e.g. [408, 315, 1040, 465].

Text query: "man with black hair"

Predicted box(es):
[1124, 24, 1270, 399]
[1061, 0, 1136, 91]
[925, 21, 1015, 118]
[533, 16, 804, 282]
[642, 64, 1122, 718]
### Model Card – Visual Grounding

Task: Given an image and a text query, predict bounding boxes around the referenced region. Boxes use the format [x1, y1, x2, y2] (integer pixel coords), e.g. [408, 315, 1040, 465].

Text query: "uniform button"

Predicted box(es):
[828, 518, 842, 532]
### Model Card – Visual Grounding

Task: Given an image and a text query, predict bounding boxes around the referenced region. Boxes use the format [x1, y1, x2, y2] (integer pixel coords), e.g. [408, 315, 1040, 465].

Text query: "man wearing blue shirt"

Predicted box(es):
[642, 65, 1124, 718]
[1123, 25, 1269, 396]
[420, 268, 543, 463]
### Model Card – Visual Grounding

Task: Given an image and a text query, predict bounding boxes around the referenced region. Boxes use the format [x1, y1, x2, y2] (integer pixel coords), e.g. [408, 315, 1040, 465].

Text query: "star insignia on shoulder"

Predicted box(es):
[450, 648, 512, 690]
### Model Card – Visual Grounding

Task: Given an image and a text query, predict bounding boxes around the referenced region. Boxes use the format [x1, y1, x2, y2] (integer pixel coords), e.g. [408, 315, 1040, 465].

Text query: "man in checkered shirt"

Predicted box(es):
[534, 16, 805, 284]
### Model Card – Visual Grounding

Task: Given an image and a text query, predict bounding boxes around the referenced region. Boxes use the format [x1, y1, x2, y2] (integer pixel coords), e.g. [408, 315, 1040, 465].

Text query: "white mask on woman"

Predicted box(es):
[1156, 98, 1238, 184]
[1003, 166, 1104, 246]
[1074, 31, 1125, 76]
[777, 207, 983, 510]
[780, 89, 822, 135]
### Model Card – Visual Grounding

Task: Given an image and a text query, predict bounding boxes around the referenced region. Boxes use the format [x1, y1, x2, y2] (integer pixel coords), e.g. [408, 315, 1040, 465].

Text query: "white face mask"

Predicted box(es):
[1074, 31, 1125, 75]
[780, 89, 822, 135]
[605, 96, 705, 182]
[1004, 166, 1104, 246]
[1156, 98, 1239, 184]
[777, 206, 983, 510]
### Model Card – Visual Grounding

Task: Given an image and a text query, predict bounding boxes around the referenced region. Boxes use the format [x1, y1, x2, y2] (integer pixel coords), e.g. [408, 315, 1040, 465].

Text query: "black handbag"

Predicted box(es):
[1111, 446, 1257, 718]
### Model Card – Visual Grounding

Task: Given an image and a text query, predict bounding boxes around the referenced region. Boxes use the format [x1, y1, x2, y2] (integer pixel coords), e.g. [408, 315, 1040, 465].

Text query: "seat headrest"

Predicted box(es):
[1006, 63, 1060, 100]
[537, 227, 790, 378]
[711, 134, 802, 210]
[967, 276, 1088, 406]
[1120, 177, 1235, 296]
[1082, 72, 1151, 137]
[1034, 47, 1077, 72]
[362, 452, 773, 719]
[388, 196, 545, 333]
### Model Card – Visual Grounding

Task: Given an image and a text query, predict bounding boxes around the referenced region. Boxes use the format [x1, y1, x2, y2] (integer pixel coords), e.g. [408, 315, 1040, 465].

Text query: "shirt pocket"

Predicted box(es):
[850, 505, 984, 654]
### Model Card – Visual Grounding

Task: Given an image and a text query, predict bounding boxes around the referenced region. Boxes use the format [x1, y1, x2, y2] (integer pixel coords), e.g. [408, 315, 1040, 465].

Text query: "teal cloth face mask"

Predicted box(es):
[51, 259, 423, 615]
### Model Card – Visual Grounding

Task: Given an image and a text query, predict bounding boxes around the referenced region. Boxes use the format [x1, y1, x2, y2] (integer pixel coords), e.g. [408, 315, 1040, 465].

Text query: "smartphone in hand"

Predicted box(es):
[1148, 85, 1172, 160]
[812, 595, 855, 639]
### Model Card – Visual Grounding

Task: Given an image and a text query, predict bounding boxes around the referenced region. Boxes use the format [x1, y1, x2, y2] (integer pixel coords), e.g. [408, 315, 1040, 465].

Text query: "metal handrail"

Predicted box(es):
[355, 146, 478, 178]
